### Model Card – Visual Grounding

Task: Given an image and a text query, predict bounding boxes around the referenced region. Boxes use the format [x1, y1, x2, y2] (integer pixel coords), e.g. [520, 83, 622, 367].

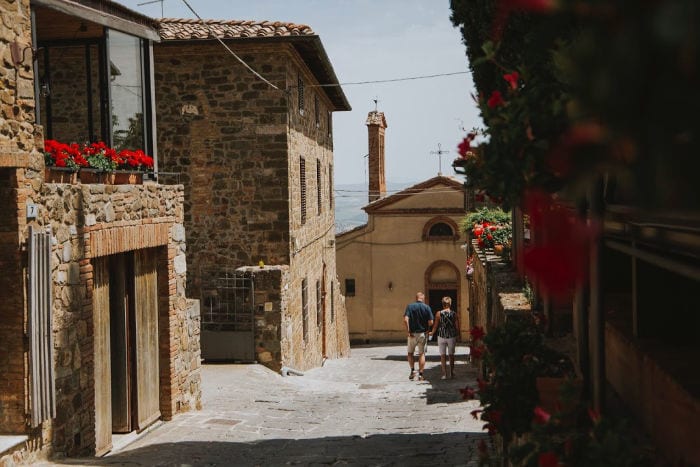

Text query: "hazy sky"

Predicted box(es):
[115, 0, 482, 185]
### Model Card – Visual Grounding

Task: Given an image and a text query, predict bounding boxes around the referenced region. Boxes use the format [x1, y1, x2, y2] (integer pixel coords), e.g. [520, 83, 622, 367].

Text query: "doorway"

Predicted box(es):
[428, 289, 458, 315]
[93, 249, 161, 455]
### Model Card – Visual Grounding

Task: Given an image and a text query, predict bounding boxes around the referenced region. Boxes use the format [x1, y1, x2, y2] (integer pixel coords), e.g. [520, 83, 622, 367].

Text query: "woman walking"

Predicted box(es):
[429, 296, 460, 379]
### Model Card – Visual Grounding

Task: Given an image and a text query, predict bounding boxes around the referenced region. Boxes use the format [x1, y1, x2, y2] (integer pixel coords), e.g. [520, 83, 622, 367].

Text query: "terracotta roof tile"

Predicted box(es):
[157, 18, 315, 40]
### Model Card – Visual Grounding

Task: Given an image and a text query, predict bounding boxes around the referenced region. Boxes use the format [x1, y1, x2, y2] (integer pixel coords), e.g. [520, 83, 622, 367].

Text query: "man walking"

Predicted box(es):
[404, 292, 434, 381]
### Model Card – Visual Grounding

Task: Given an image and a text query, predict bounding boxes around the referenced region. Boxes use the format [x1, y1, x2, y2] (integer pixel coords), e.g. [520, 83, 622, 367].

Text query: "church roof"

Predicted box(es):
[363, 175, 465, 214]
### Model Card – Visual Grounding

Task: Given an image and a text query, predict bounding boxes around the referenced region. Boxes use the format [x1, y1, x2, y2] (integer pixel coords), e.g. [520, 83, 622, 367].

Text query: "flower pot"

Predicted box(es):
[78, 169, 105, 184]
[494, 244, 504, 255]
[112, 171, 143, 185]
[44, 167, 78, 184]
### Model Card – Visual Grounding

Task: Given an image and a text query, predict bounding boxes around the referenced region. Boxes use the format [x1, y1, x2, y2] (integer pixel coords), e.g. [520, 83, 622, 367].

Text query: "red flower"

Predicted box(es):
[503, 71, 520, 90]
[486, 409, 502, 425]
[487, 90, 504, 108]
[471, 409, 483, 420]
[473, 226, 484, 237]
[587, 407, 601, 424]
[460, 386, 477, 400]
[489, 225, 498, 231]
[457, 132, 477, 158]
[471, 345, 485, 359]
[470, 326, 485, 341]
[486, 234, 493, 241]
[533, 406, 551, 424]
[538, 451, 559, 467]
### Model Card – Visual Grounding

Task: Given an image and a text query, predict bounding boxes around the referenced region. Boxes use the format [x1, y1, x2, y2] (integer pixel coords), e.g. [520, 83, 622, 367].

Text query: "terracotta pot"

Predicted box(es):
[112, 171, 143, 185]
[494, 244, 504, 255]
[44, 168, 78, 184]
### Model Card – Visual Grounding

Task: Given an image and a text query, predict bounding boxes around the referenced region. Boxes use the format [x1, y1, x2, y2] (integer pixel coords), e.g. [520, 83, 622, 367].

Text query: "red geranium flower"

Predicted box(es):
[538, 451, 559, 467]
[533, 406, 551, 424]
[503, 71, 520, 90]
[587, 407, 601, 424]
[487, 90, 505, 108]
[470, 326, 486, 341]
[460, 386, 476, 400]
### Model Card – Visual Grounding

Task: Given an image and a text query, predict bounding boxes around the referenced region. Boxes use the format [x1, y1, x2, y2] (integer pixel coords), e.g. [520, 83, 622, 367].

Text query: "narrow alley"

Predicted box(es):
[41, 345, 486, 466]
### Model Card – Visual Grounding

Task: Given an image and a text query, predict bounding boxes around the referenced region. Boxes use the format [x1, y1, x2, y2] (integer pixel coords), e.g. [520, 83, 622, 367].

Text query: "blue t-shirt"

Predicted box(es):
[404, 301, 434, 333]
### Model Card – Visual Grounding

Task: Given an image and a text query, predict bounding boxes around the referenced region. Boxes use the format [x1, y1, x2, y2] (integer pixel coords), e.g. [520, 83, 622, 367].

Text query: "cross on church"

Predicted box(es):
[430, 143, 450, 176]
[372, 97, 380, 111]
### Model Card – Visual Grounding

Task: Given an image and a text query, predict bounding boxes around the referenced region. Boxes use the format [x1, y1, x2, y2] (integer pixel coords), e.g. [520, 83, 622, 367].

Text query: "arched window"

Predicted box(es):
[428, 222, 454, 237]
[423, 216, 460, 241]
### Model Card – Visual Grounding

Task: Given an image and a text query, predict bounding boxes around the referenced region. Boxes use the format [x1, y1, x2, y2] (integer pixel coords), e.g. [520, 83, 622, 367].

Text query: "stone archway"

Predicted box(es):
[424, 260, 461, 315]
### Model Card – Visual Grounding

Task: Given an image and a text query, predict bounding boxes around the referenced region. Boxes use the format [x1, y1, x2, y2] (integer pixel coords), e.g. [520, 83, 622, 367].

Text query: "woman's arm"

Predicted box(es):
[430, 311, 441, 335]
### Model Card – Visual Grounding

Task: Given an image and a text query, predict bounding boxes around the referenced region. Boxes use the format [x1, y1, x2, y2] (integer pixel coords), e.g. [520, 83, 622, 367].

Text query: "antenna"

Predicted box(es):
[430, 143, 450, 176]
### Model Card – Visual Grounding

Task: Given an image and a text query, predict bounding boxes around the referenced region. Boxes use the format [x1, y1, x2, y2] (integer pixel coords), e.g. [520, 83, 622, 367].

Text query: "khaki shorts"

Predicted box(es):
[407, 333, 427, 355]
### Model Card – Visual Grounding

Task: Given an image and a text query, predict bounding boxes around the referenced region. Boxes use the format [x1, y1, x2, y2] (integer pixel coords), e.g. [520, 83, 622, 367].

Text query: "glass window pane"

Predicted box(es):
[109, 30, 144, 151]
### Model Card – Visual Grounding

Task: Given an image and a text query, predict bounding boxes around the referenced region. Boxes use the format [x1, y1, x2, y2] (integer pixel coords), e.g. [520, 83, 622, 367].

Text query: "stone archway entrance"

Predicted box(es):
[425, 260, 460, 315]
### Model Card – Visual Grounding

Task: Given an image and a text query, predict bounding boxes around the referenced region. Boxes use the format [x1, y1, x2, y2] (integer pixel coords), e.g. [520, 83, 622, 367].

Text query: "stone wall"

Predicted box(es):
[0, 0, 44, 442]
[153, 42, 292, 296]
[154, 40, 350, 371]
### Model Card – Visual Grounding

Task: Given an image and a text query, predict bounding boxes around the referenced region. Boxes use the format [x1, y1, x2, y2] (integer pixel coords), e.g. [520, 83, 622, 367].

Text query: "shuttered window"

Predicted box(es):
[329, 164, 334, 211]
[314, 95, 320, 128]
[302, 278, 309, 340]
[300, 157, 306, 224]
[28, 226, 56, 428]
[298, 74, 304, 115]
[317, 159, 322, 216]
[316, 280, 322, 327]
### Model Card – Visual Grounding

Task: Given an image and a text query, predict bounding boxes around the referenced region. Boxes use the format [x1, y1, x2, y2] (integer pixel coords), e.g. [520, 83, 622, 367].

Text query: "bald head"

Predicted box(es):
[416, 292, 425, 302]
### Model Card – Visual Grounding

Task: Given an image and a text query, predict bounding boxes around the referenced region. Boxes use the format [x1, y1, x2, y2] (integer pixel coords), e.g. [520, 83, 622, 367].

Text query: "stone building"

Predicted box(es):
[336, 111, 469, 342]
[152, 19, 351, 371]
[0, 0, 200, 463]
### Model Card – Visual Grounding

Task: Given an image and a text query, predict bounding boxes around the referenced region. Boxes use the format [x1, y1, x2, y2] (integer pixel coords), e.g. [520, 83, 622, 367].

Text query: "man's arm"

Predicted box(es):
[404, 314, 411, 336]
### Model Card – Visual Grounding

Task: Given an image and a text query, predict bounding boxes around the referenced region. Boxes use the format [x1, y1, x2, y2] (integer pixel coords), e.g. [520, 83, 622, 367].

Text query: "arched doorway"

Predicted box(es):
[424, 260, 460, 315]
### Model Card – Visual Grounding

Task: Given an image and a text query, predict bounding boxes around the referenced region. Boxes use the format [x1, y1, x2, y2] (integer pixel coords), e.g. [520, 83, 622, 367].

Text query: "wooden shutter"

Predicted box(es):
[92, 256, 113, 455]
[133, 249, 160, 430]
[28, 226, 56, 427]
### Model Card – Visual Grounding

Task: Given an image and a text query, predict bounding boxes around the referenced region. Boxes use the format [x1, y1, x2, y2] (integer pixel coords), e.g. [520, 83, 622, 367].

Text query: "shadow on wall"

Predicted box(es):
[44, 433, 489, 465]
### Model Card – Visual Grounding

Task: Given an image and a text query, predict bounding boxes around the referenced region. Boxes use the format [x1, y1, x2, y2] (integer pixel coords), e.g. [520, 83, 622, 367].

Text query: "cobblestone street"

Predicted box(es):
[41, 344, 487, 466]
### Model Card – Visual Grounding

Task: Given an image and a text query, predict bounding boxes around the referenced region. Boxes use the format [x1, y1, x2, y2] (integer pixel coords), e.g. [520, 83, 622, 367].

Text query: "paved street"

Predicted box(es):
[44, 344, 488, 466]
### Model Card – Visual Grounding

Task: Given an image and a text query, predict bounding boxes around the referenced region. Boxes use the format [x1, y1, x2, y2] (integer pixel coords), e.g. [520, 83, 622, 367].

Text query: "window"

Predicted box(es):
[345, 278, 355, 297]
[316, 280, 322, 327]
[329, 164, 334, 211]
[300, 157, 306, 224]
[109, 30, 145, 152]
[330, 282, 335, 322]
[423, 217, 459, 241]
[298, 74, 304, 115]
[302, 278, 309, 340]
[429, 222, 454, 237]
[314, 94, 320, 128]
[317, 159, 322, 216]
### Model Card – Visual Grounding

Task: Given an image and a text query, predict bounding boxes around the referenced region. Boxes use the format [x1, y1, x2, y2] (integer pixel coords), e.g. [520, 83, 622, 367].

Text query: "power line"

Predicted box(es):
[179, 0, 279, 90]
[306, 71, 470, 88]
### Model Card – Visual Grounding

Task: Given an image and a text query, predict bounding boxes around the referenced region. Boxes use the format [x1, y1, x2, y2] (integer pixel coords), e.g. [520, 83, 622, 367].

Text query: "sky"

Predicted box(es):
[115, 0, 482, 186]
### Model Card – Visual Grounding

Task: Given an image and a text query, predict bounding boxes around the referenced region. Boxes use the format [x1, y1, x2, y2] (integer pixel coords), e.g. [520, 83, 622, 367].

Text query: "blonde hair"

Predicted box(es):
[442, 296, 452, 307]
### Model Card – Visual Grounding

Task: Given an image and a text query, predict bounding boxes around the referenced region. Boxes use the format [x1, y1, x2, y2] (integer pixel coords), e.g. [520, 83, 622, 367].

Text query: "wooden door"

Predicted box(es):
[133, 249, 160, 430]
[92, 257, 113, 455]
[110, 254, 132, 433]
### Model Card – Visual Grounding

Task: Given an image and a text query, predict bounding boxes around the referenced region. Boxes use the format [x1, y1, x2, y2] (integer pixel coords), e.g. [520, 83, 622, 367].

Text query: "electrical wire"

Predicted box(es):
[305, 71, 470, 88]
[180, 0, 279, 90]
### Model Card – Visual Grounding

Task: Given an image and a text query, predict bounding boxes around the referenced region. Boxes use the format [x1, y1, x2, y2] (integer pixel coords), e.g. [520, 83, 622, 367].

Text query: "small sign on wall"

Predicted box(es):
[26, 203, 38, 219]
[264, 302, 273, 312]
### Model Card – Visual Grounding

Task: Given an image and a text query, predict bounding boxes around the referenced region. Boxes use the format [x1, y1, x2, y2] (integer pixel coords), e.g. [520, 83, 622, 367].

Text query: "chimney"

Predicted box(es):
[366, 110, 387, 202]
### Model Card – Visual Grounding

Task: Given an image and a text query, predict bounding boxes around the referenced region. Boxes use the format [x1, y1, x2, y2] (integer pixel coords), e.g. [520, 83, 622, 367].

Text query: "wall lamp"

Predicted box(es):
[388, 281, 393, 292]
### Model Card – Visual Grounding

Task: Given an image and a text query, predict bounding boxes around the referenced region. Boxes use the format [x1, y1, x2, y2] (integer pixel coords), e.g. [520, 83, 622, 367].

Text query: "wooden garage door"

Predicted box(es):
[134, 249, 160, 430]
[93, 257, 113, 456]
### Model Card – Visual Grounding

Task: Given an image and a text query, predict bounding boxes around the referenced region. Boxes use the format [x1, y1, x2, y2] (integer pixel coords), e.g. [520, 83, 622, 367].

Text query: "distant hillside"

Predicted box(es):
[334, 181, 417, 233]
